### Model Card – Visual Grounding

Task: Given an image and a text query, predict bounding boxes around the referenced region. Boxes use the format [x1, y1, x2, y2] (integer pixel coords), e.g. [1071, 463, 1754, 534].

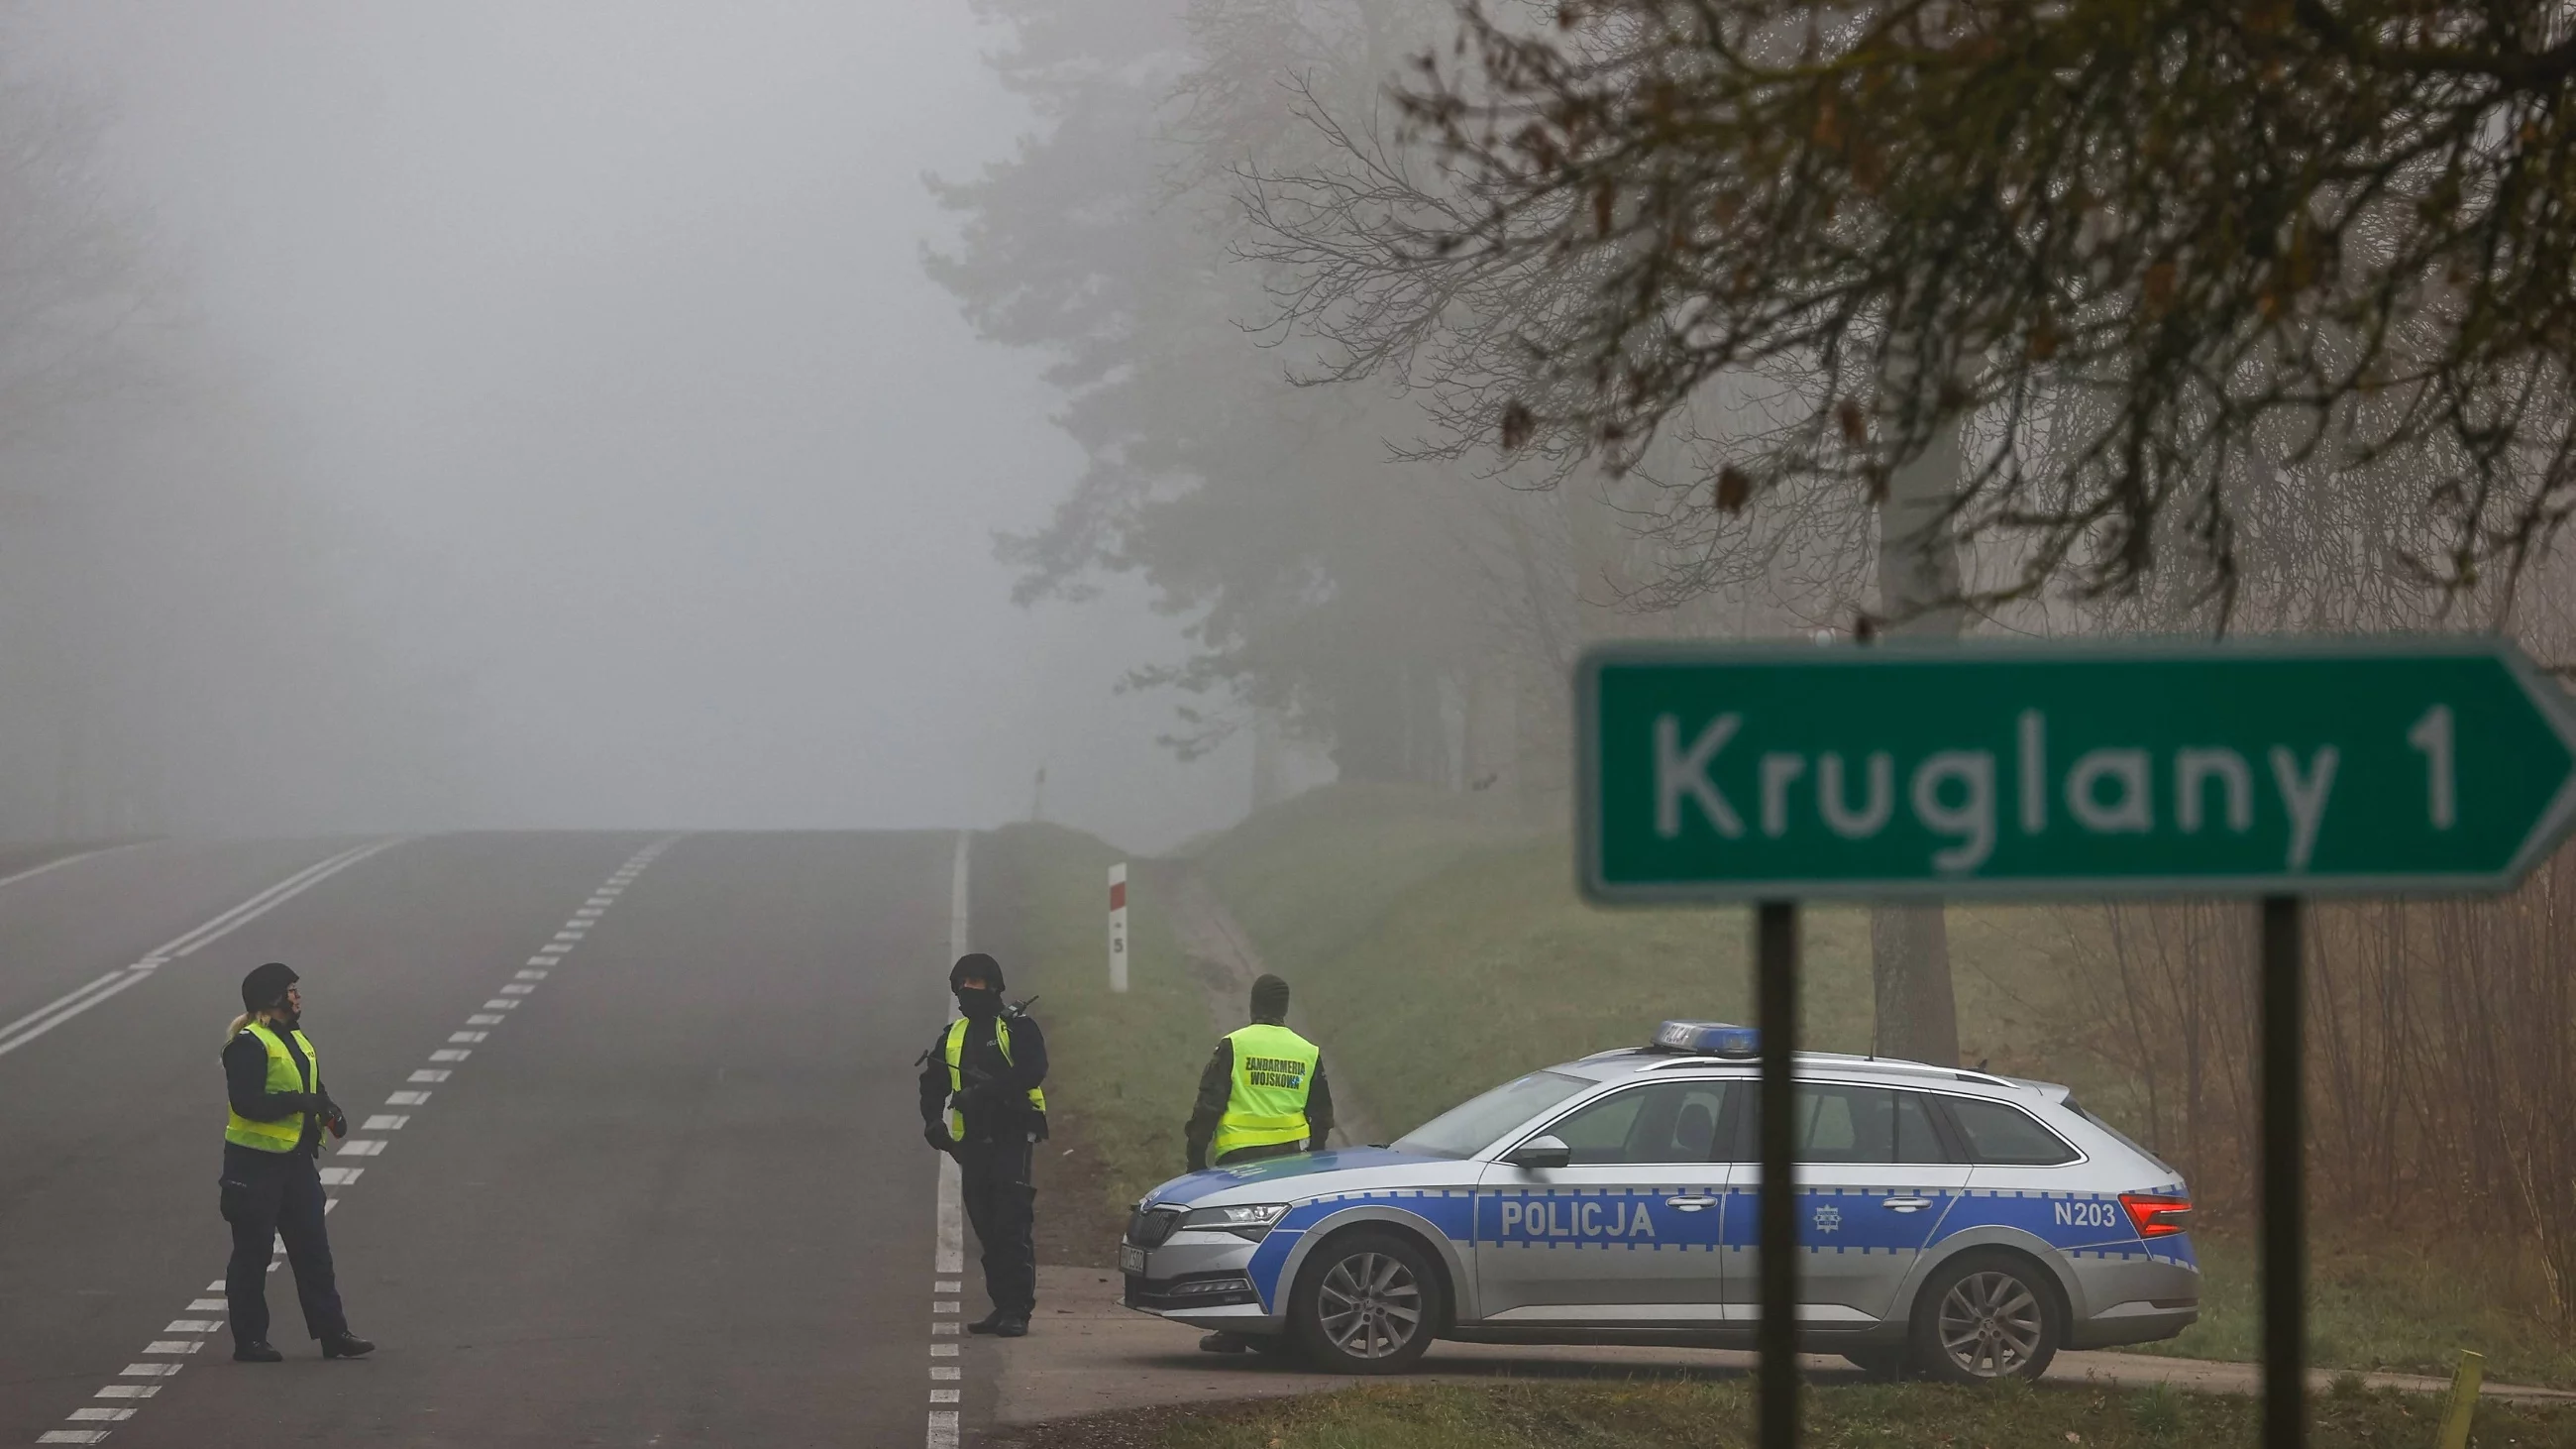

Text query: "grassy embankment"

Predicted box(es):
[971, 823, 1208, 1264]
[1006, 1379, 2576, 1449]
[1193, 784, 2576, 1391]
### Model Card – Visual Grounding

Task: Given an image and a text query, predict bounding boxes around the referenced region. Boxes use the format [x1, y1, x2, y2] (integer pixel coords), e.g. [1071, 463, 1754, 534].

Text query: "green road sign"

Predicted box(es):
[1579, 638, 2576, 901]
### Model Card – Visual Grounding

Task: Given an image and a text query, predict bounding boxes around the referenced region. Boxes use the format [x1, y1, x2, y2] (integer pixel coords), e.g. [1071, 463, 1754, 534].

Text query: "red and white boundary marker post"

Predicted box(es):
[1108, 862, 1128, 993]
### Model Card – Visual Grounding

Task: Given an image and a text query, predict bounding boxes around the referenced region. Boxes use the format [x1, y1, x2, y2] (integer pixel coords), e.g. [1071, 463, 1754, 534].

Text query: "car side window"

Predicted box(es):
[1726, 1084, 1955, 1164]
[1540, 1081, 1731, 1166]
[1945, 1097, 2081, 1166]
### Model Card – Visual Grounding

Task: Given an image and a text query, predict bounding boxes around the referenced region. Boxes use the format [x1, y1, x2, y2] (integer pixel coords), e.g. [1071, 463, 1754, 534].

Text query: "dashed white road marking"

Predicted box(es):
[37, 835, 688, 1446]
[928, 830, 973, 1449]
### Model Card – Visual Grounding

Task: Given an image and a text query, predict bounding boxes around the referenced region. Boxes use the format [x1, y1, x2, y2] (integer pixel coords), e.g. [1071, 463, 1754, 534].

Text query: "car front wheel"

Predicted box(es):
[1287, 1229, 1442, 1374]
[1909, 1252, 2062, 1384]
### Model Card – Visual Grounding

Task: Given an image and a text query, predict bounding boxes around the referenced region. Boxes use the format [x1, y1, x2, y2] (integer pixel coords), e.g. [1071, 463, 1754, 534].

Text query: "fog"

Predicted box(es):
[6, 1, 1248, 851]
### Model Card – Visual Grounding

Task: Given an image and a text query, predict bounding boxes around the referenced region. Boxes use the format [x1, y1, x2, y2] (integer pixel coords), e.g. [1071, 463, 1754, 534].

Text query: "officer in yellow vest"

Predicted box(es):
[1186, 974, 1334, 1173]
[219, 962, 374, 1363]
[917, 952, 1048, 1337]
[1186, 973, 1334, 1352]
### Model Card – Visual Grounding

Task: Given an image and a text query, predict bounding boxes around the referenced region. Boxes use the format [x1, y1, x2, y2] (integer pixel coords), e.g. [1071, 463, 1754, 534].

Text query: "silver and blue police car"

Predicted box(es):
[1122, 1021, 2196, 1380]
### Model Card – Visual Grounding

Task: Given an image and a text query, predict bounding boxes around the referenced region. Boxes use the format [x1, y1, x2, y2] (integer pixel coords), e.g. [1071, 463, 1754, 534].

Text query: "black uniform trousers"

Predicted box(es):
[956, 1136, 1036, 1316]
[220, 1142, 348, 1345]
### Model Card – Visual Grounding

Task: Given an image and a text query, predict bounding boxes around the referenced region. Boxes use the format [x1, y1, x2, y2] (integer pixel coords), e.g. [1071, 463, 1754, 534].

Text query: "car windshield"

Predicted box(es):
[1393, 1069, 1595, 1160]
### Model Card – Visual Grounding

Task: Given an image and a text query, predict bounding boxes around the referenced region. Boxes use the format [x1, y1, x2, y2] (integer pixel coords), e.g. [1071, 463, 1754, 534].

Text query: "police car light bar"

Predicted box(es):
[1650, 1020, 1760, 1058]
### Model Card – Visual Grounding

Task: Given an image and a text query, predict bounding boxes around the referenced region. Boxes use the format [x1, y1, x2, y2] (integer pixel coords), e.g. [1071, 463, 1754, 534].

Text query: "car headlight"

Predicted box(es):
[1178, 1203, 1290, 1240]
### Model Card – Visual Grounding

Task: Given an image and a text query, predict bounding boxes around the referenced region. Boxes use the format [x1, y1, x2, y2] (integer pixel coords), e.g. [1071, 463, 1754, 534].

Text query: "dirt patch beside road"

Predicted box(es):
[985, 1264, 2576, 1430]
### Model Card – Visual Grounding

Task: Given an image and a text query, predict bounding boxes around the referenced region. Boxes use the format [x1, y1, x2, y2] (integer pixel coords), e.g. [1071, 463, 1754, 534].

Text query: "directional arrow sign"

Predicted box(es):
[1579, 638, 2576, 901]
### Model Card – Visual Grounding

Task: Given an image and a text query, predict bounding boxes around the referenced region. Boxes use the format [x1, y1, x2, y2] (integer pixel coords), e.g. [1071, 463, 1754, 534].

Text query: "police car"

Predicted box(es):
[1121, 1021, 2196, 1379]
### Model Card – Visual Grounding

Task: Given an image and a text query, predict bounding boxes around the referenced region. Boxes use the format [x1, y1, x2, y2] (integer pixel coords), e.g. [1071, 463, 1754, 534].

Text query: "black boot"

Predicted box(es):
[320, 1332, 376, 1360]
[233, 1340, 283, 1363]
[993, 1315, 1028, 1338]
[966, 1309, 1009, 1335]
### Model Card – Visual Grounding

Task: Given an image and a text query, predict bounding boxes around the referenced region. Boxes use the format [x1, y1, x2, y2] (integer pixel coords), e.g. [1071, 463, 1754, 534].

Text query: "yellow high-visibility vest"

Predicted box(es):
[224, 1021, 317, 1153]
[1212, 1022, 1319, 1161]
[941, 1016, 1046, 1142]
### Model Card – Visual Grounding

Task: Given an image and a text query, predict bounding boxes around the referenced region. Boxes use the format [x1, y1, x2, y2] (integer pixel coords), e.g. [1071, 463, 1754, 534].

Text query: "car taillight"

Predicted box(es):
[2119, 1191, 2192, 1239]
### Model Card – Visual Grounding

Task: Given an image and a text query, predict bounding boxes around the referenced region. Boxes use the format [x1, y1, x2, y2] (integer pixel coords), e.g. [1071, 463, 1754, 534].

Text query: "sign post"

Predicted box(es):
[1108, 862, 1128, 994]
[1576, 638, 2576, 1449]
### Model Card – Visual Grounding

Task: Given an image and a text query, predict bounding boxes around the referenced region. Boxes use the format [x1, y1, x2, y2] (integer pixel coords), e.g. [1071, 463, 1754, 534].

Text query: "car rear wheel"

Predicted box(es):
[1909, 1253, 2061, 1385]
[1288, 1229, 1442, 1374]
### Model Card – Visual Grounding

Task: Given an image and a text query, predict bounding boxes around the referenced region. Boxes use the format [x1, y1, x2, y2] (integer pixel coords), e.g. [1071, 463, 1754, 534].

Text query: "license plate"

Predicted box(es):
[1120, 1244, 1146, 1276]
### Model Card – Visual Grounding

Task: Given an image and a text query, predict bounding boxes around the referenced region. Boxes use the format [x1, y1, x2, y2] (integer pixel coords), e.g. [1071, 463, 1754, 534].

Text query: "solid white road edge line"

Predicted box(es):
[0, 839, 147, 895]
[0, 838, 408, 1060]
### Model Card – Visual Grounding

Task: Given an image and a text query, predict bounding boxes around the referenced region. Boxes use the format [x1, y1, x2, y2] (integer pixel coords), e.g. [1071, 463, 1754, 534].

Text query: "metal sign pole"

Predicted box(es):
[2261, 895, 2306, 1449]
[1757, 901, 1798, 1449]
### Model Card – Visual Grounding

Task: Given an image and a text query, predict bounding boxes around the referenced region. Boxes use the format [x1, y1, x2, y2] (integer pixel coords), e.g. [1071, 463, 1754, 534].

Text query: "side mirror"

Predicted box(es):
[1504, 1134, 1571, 1170]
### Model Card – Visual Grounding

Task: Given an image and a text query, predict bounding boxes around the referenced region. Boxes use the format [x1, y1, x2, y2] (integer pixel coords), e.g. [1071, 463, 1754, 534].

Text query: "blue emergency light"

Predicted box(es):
[1650, 1020, 1761, 1057]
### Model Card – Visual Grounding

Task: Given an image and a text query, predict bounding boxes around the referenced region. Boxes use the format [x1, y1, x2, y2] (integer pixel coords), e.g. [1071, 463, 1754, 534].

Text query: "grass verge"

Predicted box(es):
[974, 822, 1206, 1265]
[996, 1379, 2576, 1449]
[2134, 1231, 2576, 1391]
[1196, 785, 2107, 1139]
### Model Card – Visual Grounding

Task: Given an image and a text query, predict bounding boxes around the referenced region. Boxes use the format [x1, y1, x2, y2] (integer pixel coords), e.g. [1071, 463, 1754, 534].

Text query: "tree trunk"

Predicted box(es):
[1869, 396, 1968, 1066]
[1871, 905, 1959, 1064]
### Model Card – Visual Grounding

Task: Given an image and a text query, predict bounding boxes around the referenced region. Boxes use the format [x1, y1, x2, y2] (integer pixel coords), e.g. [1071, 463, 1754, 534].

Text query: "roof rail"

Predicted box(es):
[1639, 1054, 2022, 1090]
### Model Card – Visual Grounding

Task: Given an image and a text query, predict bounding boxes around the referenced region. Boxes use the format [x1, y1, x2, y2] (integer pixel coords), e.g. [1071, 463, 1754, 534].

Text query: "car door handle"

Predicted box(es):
[1882, 1197, 1935, 1212]
[1664, 1195, 1719, 1211]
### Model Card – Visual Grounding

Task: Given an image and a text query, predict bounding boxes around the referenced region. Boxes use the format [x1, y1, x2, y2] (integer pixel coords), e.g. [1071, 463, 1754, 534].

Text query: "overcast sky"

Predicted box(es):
[18, 1, 1246, 851]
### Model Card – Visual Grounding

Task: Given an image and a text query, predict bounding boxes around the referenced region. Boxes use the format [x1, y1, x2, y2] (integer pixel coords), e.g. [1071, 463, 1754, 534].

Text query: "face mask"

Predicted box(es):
[954, 987, 1003, 1019]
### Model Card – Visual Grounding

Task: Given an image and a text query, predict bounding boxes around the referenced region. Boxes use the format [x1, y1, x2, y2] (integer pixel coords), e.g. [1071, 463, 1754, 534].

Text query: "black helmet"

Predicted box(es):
[949, 952, 1006, 993]
[240, 961, 299, 1013]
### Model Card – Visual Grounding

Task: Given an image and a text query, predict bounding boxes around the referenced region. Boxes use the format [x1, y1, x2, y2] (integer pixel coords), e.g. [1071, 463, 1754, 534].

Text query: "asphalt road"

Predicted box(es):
[2, 832, 968, 1448]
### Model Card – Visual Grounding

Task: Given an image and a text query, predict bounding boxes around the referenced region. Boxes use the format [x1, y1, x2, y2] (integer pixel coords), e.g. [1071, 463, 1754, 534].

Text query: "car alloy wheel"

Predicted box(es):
[1318, 1251, 1420, 1358]
[1290, 1229, 1442, 1374]
[1934, 1270, 2047, 1379]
